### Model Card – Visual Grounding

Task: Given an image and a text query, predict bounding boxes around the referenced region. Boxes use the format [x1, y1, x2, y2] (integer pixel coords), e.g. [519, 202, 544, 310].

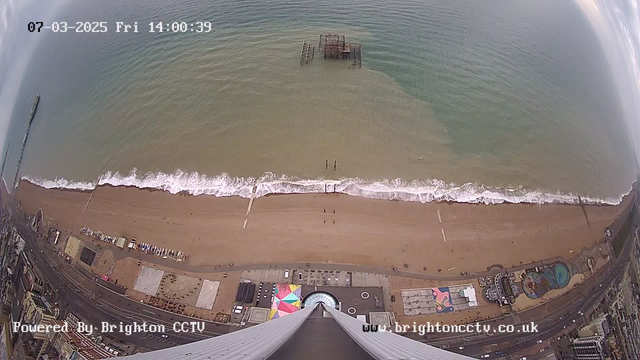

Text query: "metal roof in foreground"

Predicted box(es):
[112, 303, 473, 360]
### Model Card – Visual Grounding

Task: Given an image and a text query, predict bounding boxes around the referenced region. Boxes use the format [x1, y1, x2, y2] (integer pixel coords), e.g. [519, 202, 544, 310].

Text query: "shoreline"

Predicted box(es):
[20, 173, 634, 206]
[20, 180, 621, 208]
[14, 180, 634, 275]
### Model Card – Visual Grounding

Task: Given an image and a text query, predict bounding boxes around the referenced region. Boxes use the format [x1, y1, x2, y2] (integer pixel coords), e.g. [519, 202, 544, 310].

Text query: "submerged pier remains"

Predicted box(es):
[299, 34, 362, 68]
[12, 95, 40, 190]
[300, 41, 315, 65]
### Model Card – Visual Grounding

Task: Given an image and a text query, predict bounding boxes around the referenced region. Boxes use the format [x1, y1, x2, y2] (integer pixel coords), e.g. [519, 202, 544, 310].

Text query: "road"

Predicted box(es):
[14, 220, 233, 353]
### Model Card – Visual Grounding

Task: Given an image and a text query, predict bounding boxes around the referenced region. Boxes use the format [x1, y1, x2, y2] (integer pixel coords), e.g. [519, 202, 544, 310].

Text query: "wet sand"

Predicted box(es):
[15, 181, 632, 274]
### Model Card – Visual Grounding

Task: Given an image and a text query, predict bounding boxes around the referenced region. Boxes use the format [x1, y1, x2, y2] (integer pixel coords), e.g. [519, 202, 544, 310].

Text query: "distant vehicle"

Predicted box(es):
[578, 311, 583, 316]
[284, 269, 290, 278]
[536, 340, 543, 344]
[481, 355, 490, 359]
[572, 319, 576, 323]
[233, 305, 243, 314]
[298, 272, 303, 280]
[539, 349, 545, 353]
[161, 334, 168, 338]
[519, 357, 527, 360]
[458, 346, 464, 350]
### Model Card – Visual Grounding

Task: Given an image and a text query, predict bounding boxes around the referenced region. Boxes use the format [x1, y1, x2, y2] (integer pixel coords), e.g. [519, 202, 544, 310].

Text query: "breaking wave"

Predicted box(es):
[20, 169, 631, 205]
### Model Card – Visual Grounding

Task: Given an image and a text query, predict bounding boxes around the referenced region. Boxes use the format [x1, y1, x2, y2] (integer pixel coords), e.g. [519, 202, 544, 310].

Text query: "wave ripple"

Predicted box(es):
[20, 169, 630, 205]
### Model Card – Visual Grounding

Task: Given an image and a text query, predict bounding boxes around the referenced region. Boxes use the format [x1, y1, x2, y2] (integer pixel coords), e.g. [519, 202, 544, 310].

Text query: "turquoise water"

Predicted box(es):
[4, 0, 637, 203]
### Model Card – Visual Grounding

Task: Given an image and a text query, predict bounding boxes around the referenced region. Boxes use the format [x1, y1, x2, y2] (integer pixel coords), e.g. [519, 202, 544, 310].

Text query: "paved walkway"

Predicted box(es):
[104, 244, 571, 281]
[66, 227, 603, 282]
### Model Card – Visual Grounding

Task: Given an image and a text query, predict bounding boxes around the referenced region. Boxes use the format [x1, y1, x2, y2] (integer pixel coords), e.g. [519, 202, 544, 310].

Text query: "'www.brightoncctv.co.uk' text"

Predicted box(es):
[362, 322, 539, 335]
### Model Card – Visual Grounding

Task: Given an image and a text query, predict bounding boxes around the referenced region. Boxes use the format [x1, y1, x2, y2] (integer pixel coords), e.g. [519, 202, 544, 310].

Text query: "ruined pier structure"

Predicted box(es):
[300, 34, 362, 69]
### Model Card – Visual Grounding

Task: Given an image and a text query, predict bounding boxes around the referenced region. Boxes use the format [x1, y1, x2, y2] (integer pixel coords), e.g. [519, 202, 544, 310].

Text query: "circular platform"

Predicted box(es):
[303, 291, 338, 309]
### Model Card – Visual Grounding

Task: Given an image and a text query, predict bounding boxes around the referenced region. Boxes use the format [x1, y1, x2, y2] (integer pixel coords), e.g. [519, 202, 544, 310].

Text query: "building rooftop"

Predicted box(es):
[28, 292, 52, 316]
[60, 326, 113, 359]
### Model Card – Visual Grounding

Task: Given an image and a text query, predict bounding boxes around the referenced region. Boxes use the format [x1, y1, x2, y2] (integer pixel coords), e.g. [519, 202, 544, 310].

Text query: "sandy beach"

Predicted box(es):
[15, 180, 631, 274]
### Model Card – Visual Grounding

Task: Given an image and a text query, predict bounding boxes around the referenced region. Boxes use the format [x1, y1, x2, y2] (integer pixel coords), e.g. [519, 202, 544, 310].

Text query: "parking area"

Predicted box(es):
[295, 269, 351, 286]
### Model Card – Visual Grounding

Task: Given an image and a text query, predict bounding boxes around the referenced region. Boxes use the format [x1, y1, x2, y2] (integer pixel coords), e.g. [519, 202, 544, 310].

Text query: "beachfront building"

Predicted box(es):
[114, 303, 473, 360]
[571, 335, 606, 360]
[484, 272, 520, 306]
[578, 314, 610, 337]
[21, 291, 56, 358]
[22, 292, 55, 334]
[401, 284, 479, 315]
[44, 320, 113, 360]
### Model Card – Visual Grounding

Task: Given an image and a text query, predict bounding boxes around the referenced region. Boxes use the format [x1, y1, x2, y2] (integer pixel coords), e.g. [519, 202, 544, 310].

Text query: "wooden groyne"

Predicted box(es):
[12, 95, 40, 190]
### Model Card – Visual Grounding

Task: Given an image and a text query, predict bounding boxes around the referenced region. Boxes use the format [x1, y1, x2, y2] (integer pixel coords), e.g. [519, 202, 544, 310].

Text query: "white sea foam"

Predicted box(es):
[22, 176, 96, 192]
[20, 169, 631, 205]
